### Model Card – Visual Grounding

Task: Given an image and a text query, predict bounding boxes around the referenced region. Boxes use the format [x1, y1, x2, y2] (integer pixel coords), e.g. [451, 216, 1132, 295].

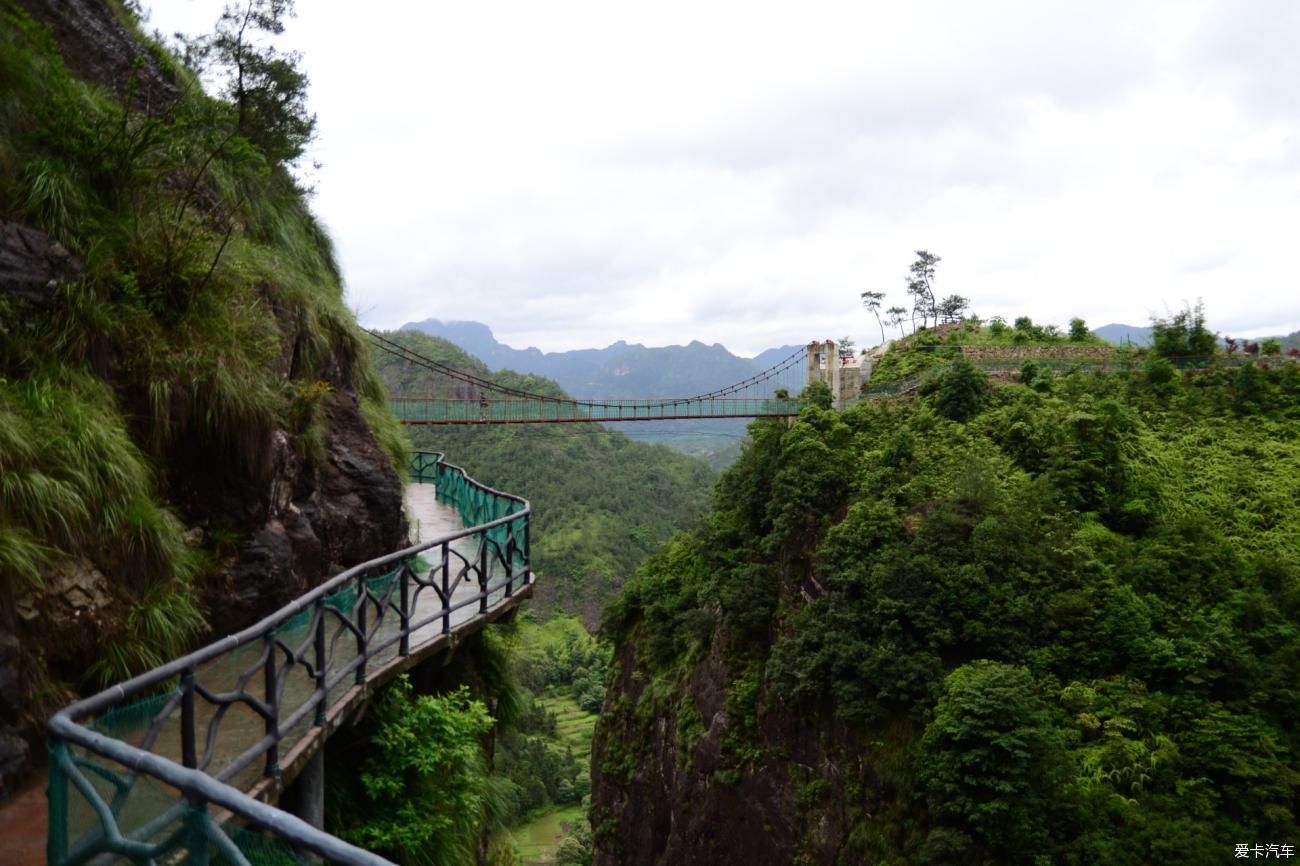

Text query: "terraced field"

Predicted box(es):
[495, 690, 597, 865]
[538, 691, 598, 755]
[502, 805, 584, 865]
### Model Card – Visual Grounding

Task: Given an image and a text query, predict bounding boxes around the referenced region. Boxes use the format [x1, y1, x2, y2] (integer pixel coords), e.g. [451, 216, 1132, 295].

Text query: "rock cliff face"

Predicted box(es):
[196, 391, 406, 636]
[591, 639, 866, 866]
[0, 2, 406, 799]
[14, 0, 177, 109]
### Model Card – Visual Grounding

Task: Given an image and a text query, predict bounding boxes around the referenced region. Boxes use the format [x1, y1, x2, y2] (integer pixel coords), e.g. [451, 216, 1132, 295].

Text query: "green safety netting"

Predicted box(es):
[434, 460, 527, 555]
[273, 565, 404, 635]
[223, 824, 309, 866]
[91, 688, 177, 739]
[84, 565, 407, 746]
[49, 740, 197, 866]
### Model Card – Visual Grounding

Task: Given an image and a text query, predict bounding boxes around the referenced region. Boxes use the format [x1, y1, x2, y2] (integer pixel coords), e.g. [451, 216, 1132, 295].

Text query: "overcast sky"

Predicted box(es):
[146, 1, 1300, 356]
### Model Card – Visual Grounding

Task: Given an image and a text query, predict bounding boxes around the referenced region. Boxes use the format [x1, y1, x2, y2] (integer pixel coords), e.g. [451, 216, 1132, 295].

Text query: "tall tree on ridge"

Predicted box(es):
[907, 250, 941, 329]
[186, 0, 317, 170]
[886, 306, 909, 339]
[861, 290, 887, 347]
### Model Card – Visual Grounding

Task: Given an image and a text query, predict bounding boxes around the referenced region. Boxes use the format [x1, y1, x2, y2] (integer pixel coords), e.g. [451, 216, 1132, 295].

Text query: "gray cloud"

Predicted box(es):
[147, 0, 1300, 353]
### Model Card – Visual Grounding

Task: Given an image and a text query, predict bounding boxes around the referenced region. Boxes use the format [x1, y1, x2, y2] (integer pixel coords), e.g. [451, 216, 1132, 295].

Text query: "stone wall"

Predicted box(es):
[957, 344, 1119, 361]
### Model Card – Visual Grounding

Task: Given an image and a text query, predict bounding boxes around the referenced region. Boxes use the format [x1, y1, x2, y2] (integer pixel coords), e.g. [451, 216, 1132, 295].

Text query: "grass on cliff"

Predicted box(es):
[0, 369, 205, 686]
[0, 5, 408, 688]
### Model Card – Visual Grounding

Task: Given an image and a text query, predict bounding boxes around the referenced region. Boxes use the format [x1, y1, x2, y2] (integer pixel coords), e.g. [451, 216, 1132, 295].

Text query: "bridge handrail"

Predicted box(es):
[47, 451, 531, 866]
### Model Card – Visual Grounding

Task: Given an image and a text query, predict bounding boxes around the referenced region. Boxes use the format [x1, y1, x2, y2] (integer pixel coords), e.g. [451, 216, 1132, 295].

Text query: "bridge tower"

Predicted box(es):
[806, 340, 863, 409]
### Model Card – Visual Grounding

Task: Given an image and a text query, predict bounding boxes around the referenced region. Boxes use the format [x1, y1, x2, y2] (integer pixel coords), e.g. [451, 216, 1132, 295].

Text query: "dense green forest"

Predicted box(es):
[372, 329, 717, 626]
[596, 324, 1300, 864]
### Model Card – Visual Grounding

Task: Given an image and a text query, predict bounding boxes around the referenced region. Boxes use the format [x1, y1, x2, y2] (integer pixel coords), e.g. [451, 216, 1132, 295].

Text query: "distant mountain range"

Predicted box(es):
[1093, 323, 1155, 346]
[399, 319, 804, 465]
[1094, 323, 1300, 349]
[400, 318, 801, 400]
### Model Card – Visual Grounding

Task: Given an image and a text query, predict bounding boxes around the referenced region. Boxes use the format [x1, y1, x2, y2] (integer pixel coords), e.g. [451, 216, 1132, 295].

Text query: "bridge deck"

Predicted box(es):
[391, 396, 803, 424]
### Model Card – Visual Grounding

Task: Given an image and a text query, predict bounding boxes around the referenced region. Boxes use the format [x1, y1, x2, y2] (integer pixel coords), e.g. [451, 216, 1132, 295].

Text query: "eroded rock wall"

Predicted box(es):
[198, 391, 406, 636]
[591, 639, 867, 866]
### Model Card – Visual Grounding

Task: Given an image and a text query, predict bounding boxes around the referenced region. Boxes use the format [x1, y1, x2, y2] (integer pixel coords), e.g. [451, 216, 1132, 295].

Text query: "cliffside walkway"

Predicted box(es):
[45, 452, 531, 866]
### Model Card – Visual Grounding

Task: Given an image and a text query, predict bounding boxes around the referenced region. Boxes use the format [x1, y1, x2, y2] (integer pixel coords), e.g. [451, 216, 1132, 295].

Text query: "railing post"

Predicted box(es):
[264, 635, 280, 780]
[479, 535, 489, 614]
[504, 535, 514, 597]
[182, 665, 212, 864]
[314, 603, 327, 726]
[355, 575, 367, 685]
[46, 740, 68, 866]
[181, 667, 197, 770]
[185, 803, 211, 866]
[441, 542, 451, 634]
[399, 562, 411, 657]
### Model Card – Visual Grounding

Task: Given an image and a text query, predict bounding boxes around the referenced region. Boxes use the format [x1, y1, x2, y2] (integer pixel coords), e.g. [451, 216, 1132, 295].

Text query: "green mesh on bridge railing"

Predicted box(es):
[91, 688, 178, 740]
[273, 566, 404, 635]
[434, 459, 526, 554]
[223, 825, 309, 866]
[83, 562, 405, 752]
[391, 396, 804, 424]
[48, 740, 220, 866]
[48, 450, 530, 866]
[49, 742, 307, 866]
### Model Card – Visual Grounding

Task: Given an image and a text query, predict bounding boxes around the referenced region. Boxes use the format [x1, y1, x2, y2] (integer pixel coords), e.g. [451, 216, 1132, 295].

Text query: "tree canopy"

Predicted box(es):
[600, 354, 1300, 865]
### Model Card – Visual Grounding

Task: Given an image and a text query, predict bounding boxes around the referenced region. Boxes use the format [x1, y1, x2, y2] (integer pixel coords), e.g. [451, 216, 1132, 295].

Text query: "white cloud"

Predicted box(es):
[146, 0, 1300, 354]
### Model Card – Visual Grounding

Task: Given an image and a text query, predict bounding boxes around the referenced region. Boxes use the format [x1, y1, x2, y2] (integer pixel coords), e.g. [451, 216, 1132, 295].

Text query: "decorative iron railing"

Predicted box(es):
[47, 452, 530, 866]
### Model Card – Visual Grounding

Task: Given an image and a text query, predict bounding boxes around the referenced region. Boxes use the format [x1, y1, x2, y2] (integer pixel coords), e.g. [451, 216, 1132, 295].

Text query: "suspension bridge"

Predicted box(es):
[368, 331, 814, 424]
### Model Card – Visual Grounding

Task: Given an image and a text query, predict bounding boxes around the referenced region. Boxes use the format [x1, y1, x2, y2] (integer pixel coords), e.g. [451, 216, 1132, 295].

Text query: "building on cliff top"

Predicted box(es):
[806, 339, 867, 409]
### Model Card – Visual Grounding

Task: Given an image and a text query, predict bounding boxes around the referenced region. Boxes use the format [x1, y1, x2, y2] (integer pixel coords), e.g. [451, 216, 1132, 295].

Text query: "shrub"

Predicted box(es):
[921, 357, 991, 422]
[330, 677, 494, 866]
[919, 661, 1069, 859]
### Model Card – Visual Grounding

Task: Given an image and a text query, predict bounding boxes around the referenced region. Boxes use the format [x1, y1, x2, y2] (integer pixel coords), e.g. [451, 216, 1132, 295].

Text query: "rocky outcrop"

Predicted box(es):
[15, 0, 178, 111]
[0, 560, 118, 797]
[0, 635, 31, 800]
[592, 639, 864, 866]
[200, 391, 406, 636]
[14, 559, 123, 668]
[0, 221, 82, 305]
[0, 1, 407, 800]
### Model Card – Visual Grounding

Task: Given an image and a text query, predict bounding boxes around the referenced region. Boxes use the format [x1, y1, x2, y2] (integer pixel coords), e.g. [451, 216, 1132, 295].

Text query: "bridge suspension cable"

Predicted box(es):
[366, 330, 808, 403]
[366, 330, 571, 403]
[684, 345, 808, 399]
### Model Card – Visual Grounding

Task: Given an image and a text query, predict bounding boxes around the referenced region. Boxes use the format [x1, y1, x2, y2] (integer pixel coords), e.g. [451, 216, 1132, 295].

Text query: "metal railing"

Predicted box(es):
[47, 452, 530, 866]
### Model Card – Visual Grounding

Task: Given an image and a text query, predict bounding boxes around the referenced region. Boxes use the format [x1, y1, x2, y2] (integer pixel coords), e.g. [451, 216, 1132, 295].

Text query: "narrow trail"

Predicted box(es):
[0, 775, 46, 866]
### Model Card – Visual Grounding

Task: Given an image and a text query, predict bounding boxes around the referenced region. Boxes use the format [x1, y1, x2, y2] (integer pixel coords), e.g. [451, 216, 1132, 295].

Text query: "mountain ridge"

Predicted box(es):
[1094, 322, 1300, 349]
[400, 319, 803, 463]
[400, 318, 801, 398]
